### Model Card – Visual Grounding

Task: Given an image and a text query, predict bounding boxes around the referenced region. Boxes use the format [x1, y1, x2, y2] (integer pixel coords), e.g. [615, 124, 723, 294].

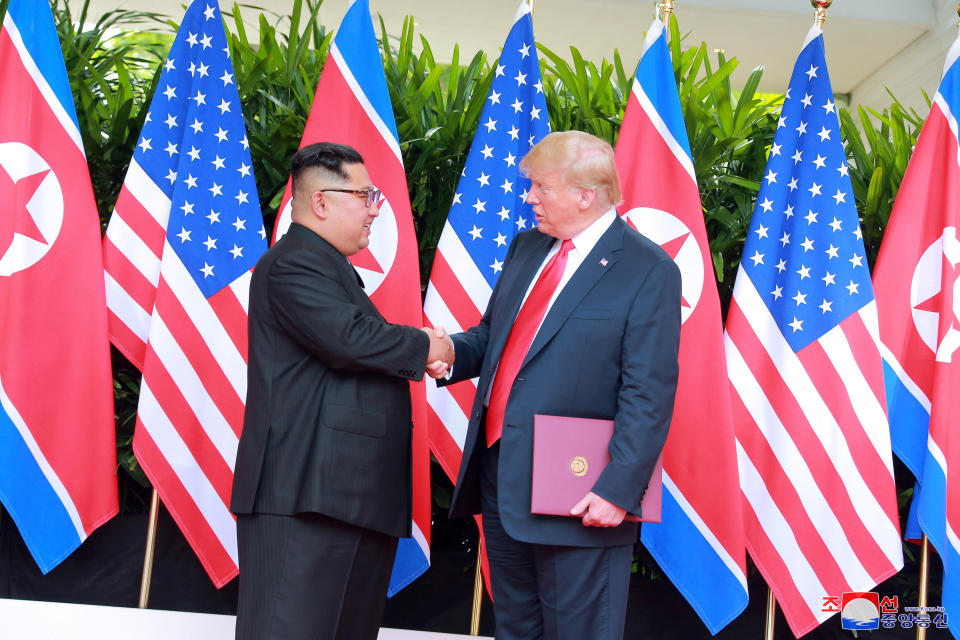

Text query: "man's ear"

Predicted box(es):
[310, 190, 328, 220]
[577, 188, 597, 211]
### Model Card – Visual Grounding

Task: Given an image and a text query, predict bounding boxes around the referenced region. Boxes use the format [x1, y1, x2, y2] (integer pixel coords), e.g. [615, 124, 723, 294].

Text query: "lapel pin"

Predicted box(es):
[599, 258, 608, 267]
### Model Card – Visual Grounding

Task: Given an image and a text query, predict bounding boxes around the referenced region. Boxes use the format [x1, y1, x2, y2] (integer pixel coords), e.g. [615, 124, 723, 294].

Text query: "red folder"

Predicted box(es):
[531, 414, 662, 523]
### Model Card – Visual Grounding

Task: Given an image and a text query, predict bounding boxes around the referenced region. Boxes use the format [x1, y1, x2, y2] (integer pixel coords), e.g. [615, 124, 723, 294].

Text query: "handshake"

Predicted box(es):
[421, 326, 455, 379]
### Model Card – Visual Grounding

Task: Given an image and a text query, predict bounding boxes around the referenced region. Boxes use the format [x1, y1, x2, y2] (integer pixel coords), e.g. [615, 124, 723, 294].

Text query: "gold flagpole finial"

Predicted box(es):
[657, 0, 675, 23]
[811, 0, 832, 28]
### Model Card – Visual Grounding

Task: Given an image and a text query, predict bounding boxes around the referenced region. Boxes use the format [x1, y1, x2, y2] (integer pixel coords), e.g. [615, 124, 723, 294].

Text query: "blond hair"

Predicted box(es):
[520, 130, 622, 206]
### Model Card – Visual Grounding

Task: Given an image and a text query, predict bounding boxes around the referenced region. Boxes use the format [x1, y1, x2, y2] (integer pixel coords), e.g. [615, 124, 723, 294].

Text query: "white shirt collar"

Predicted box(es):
[567, 207, 617, 256]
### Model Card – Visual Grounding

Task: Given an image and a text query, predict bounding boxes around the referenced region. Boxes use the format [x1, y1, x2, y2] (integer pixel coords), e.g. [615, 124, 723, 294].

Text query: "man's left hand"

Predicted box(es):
[570, 492, 627, 527]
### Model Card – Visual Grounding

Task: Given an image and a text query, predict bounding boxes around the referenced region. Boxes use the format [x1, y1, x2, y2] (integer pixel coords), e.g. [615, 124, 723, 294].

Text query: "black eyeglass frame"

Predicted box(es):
[319, 188, 382, 208]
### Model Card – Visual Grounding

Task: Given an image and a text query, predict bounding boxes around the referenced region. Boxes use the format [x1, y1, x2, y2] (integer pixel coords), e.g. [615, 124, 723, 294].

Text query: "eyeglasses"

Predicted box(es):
[319, 187, 382, 208]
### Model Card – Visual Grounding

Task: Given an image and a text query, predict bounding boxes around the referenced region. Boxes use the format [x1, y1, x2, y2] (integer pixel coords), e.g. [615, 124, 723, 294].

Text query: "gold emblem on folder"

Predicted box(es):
[569, 456, 588, 477]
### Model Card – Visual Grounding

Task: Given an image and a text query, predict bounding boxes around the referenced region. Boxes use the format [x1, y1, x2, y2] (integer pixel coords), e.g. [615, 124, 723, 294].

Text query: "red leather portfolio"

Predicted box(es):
[531, 414, 662, 523]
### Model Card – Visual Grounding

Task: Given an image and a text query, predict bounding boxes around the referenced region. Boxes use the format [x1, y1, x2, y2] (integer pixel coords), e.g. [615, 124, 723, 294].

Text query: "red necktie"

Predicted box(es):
[486, 239, 575, 447]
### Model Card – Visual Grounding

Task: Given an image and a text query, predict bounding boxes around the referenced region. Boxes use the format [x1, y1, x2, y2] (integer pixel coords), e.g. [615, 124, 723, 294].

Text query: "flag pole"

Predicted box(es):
[657, 0, 675, 22]
[764, 588, 776, 640]
[529, 0, 535, 21]
[469, 544, 484, 634]
[811, 0, 832, 28]
[138, 489, 161, 608]
[916, 535, 930, 640]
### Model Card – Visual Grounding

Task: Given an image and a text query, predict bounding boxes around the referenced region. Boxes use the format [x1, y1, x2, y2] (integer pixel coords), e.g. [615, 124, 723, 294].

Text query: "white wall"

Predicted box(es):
[849, 0, 959, 114]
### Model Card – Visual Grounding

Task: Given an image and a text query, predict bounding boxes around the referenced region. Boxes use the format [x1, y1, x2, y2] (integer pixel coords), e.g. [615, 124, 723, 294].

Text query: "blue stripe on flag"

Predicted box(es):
[0, 402, 82, 573]
[642, 487, 748, 635]
[913, 458, 959, 635]
[335, 1, 399, 144]
[387, 536, 430, 597]
[634, 24, 692, 165]
[904, 480, 922, 541]
[5, 0, 80, 130]
[942, 51, 960, 114]
[883, 361, 931, 480]
[917, 454, 948, 556]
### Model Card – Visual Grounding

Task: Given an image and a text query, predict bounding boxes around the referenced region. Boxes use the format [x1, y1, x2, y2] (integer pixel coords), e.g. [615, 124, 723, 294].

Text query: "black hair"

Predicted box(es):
[290, 142, 364, 192]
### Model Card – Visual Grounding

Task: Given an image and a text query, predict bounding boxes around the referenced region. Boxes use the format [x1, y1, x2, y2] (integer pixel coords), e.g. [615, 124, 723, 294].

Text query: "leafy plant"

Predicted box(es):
[380, 15, 495, 280]
[538, 43, 626, 144]
[838, 93, 926, 267]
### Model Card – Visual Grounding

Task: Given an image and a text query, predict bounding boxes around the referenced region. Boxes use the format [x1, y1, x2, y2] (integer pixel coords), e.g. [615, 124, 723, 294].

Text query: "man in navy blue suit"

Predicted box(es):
[436, 131, 682, 640]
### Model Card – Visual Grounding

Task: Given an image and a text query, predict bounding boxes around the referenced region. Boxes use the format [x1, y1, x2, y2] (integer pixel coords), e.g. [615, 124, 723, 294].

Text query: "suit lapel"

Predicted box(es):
[482, 232, 555, 382]
[522, 217, 626, 367]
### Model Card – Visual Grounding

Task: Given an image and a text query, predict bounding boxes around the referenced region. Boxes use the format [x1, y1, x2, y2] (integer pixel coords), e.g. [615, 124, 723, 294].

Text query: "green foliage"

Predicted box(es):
[381, 15, 494, 280]
[838, 94, 926, 268]
[538, 44, 626, 144]
[666, 14, 783, 307]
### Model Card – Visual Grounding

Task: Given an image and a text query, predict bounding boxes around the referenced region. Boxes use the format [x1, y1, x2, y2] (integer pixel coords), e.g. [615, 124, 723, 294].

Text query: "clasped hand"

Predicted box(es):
[421, 326, 454, 379]
[570, 491, 627, 527]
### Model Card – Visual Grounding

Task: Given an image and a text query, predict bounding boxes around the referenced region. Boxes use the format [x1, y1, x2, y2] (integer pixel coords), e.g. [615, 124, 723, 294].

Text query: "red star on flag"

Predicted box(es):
[1, 168, 49, 256]
[915, 249, 960, 348]
[349, 247, 384, 274]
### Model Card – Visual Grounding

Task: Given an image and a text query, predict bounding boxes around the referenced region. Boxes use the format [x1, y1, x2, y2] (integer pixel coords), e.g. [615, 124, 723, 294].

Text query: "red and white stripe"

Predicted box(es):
[103, 160, 169, 369]
[103, 163, 250, 587]
[423, 222, 491, 480]
[726, 270, 902, 635]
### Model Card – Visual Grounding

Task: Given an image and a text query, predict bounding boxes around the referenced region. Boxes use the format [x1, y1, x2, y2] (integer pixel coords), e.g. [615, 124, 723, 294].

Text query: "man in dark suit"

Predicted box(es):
[231, 142, 453, 640]
[437, 131, 681, 640]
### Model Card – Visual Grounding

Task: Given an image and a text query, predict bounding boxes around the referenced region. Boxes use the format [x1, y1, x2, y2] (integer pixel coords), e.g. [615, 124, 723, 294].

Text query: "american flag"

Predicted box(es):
[614, 17, 747, 633]
[873, 33, 960, 635]
[423, 0, 550, 490]
[723, 24, 902, 635]
[102, 0, 266, 587]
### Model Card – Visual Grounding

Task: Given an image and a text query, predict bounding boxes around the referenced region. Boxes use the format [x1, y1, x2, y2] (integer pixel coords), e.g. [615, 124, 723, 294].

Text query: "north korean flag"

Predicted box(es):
[873, 34, 960, 637]
[0, 0, 117, 572]
[271, 0, 430, 595]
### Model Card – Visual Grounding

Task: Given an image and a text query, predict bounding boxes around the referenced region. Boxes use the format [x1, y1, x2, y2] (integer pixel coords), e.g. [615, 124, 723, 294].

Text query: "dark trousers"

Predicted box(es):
[480, 442, 633, 640]
[236, 512, 398, 640]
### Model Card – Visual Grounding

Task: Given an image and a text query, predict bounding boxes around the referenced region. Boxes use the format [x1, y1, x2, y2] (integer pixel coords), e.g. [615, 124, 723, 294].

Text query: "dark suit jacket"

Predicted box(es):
[446, 216, 681, 547]
[231, 223, 430, 538]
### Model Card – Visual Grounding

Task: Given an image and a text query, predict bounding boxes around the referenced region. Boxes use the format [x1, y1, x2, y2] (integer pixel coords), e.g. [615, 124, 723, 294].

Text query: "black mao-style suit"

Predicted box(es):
[445, 215, 682, 639]
[231, 222, 430, 640]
